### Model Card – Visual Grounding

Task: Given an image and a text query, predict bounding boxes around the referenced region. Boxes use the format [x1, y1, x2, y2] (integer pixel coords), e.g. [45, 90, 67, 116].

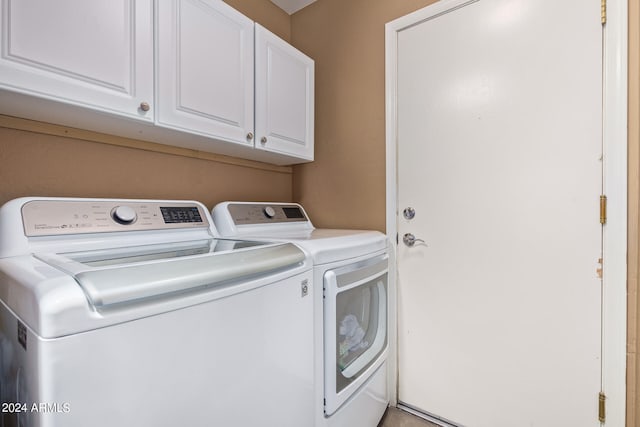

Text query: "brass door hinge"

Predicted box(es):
[600, 195, 607, 225]
[599, 392, 606, 422]
[597, 258, 603, 279]
[601, 0, 607, 25]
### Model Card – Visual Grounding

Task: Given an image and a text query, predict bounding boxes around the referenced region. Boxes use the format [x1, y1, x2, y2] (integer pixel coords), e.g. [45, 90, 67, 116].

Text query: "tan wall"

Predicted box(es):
[628, 0, 640, 425]
[223, 0, 291, 41]
[290, 0, 437, 231]
[0, 1, 293, 210]
[0, 125, 292, 209]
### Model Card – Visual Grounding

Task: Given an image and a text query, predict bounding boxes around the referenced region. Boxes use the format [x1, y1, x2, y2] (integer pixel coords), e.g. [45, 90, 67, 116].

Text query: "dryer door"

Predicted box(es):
[324, 255, 388, 415]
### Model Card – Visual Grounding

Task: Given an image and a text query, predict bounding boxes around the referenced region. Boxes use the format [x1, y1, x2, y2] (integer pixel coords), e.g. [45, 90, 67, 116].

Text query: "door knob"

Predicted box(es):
[403, 233, 425, 247]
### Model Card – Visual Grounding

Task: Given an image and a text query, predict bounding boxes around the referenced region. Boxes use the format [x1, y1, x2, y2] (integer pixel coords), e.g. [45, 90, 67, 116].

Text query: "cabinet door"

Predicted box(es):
[156, 0, 254, 147]
[0, 0, 153, 121]
[255, 24, 314, 161]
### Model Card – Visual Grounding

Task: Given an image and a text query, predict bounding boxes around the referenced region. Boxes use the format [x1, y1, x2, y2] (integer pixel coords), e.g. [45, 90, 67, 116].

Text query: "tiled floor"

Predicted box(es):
[378, 407, 440, 427]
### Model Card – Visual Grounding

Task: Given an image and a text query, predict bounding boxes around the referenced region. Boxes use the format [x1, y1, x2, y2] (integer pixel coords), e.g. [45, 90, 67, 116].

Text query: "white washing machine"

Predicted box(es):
[212, 201, 390, 427]
[0, 197, 315, 427]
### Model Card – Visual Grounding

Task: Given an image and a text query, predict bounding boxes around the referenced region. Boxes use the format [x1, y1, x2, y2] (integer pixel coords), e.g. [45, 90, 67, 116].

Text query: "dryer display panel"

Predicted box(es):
[282, 207, 305, 219]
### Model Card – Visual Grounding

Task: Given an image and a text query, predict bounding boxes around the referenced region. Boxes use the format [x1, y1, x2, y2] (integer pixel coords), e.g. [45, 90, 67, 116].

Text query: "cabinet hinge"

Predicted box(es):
[599, 392, 606, 422]
[600, 195, 607, 225]
[601, 0, 606, 25]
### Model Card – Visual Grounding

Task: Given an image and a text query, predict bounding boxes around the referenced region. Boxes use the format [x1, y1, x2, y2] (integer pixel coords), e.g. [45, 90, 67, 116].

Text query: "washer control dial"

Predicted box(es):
[112, 205, 137, 224]
[263, 206, 276, 218]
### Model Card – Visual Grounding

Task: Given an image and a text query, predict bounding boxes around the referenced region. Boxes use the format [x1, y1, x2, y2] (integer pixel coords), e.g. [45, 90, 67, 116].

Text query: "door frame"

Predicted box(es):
[384, 0, 628, 424]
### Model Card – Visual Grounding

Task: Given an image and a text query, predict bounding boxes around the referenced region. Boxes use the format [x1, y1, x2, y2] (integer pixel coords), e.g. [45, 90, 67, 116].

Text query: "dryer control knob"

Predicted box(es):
[263, 206, 276, 218]
[112, 205, 137, 224]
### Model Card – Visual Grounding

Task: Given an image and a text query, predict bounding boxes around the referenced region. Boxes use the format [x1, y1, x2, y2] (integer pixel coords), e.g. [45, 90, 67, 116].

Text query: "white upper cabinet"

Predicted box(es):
[0, 0, 154, 121]
[156, 0, 254, 146]
[0, 1, 314, 165]
[255, 24, 314, 161]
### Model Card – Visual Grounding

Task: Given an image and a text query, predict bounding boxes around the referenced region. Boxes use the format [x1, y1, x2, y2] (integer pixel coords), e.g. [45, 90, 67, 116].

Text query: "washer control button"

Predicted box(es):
[263, 206, 276, 219]
[112, 206, 137, 224]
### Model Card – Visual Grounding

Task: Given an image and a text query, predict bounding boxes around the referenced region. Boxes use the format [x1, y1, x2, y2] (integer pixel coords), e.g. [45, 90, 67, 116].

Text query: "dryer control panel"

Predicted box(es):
[21, 200, 209, 237]
[228, 203, 308, 225]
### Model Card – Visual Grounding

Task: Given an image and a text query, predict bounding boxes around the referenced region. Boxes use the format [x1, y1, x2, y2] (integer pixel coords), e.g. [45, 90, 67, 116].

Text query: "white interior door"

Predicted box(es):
[394, 0, 602, 426]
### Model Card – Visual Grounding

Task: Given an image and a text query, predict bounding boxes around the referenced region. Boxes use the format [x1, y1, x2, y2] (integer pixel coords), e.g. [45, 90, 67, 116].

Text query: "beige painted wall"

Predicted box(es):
[0, 1, 293, 210]
[290, 0, 438, 231]
[0, 126, 292, 209]
[223, 0, 290, 41]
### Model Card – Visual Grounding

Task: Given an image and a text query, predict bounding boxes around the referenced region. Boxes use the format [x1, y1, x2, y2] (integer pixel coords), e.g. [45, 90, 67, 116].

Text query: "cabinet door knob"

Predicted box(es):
[261, 136, 268, 144]
[139, 102, 150, 112]
[246, 132, 254, 141]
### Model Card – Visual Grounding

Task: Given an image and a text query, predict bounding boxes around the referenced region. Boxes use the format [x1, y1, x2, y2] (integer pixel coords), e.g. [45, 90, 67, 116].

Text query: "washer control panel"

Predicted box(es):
[21, 200, 209, 237]
[228, 203, 308, 225]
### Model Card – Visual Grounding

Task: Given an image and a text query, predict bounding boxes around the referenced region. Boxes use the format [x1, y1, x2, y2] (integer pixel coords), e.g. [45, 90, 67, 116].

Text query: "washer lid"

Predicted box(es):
[35, 239, 305, 308]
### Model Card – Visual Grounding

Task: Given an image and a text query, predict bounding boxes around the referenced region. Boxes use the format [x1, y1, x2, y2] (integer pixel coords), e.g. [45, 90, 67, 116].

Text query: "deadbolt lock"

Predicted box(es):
[403, 207, 416, 220]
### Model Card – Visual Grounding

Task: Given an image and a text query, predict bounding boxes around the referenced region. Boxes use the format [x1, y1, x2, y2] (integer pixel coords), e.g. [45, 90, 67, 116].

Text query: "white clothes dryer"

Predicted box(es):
[212, 201, 390, 427]
[0, 197, 315, 427]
